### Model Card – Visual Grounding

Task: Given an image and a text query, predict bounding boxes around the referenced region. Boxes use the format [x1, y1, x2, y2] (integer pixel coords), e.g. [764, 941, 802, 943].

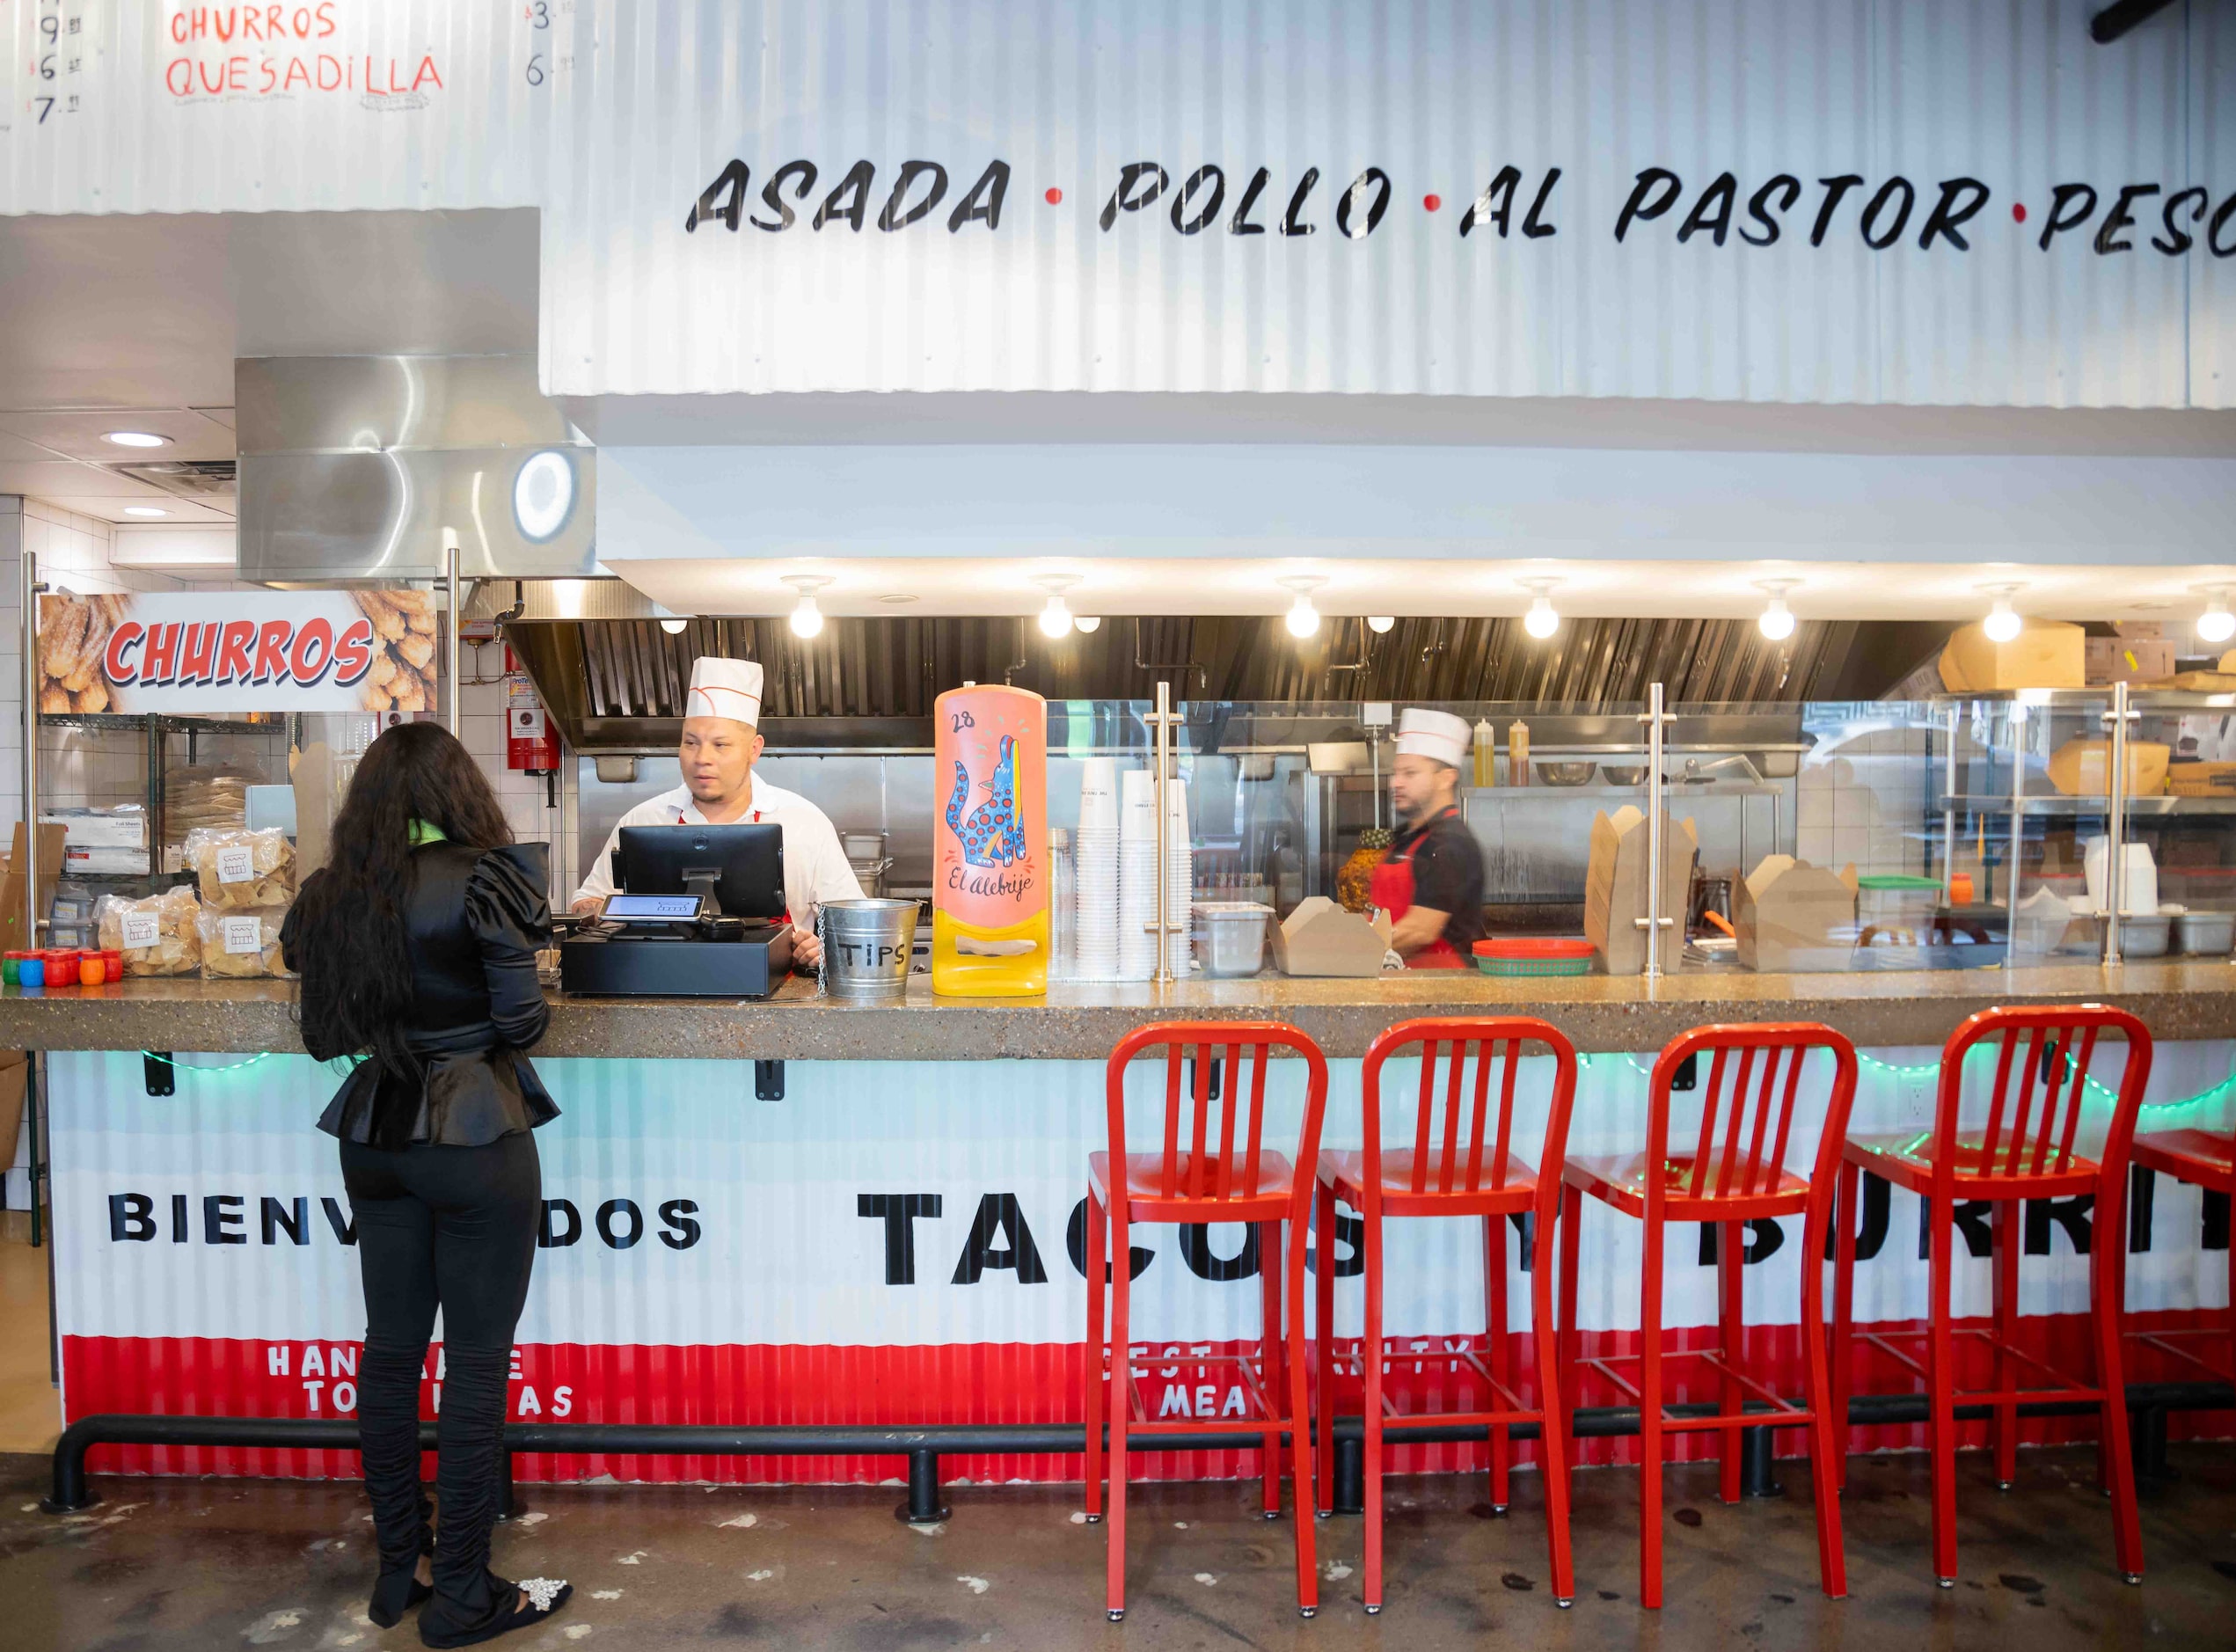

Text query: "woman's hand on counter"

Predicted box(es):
[791, 925, 822, 970]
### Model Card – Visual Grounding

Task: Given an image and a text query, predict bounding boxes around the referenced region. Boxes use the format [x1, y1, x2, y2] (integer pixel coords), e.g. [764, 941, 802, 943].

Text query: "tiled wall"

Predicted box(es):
[457, 668, 580, 902]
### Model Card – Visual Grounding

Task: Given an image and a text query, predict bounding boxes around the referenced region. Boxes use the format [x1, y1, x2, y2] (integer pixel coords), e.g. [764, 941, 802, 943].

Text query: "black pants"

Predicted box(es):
[342, 1131, 540, 1630]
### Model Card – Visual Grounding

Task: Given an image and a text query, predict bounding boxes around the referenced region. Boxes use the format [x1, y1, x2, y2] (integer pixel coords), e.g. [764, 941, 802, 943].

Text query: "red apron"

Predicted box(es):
[1370, 808, 1467, 969]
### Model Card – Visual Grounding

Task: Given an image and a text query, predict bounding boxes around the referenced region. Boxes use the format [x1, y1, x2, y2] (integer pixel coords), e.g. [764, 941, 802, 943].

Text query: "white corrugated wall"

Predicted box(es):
[539, 0, 2233, 406]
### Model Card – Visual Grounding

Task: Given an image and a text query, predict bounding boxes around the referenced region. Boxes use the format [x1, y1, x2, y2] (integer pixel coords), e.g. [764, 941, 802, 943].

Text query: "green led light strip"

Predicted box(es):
[137, 1050, 274, 1074]
[1582, 1049, 2232, 1113]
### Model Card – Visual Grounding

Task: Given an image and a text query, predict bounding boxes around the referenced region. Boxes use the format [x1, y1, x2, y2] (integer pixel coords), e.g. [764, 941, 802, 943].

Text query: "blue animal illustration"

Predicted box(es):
[946, 735, 1027, 867]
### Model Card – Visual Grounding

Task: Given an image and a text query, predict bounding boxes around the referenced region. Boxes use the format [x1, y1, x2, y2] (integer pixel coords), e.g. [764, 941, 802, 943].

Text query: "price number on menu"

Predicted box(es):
[32, 0, 83, 126]
[220, 916, 264, 955]
[216, 844, 254, 883]
[523, 0, 572, 87]
[121, 911, 159, 949]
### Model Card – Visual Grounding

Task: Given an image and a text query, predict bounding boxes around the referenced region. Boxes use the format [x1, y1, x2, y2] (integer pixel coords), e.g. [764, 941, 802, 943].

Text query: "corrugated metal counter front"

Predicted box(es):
[8, 961, 2236, 1056]
[23, 966, 2236, 1489]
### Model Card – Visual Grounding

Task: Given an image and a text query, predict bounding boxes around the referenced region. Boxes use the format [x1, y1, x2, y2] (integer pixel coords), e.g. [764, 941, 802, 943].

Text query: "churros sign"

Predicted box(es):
[37, 589, 442, 716]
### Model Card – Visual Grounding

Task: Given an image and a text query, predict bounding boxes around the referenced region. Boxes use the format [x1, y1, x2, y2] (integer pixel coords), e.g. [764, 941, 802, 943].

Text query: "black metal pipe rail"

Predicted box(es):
[44, 1381, 2233, 1518]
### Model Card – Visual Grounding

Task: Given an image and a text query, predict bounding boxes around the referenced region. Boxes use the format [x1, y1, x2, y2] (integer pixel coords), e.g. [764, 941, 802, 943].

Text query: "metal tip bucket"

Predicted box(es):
[818, 898, 921, 1000]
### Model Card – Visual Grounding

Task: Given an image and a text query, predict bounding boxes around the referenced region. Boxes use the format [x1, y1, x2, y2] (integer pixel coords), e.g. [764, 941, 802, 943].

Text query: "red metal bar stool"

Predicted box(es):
[1833, 1004, 2152, 1589]
[1558, 1023, 1857, 1610]
[1082, 1021, 1329, 1621]
[2126, 1117, 2236, 1398]
[1311, 1016, 1580, 1613]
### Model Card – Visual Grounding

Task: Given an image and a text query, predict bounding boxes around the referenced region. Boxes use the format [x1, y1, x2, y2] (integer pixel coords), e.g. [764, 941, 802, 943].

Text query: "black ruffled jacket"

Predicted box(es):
[282, 841, 558, 1149]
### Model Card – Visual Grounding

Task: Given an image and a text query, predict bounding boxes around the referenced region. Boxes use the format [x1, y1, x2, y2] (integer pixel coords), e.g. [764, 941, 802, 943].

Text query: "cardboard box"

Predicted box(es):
[40, 808, 148, 848]
[2085, 636, 2178, 686]
[1270, 896, 1391, 977]
[2047, 738, 2170, 798]
[1938, 620, 2086, 692]
[0, 1051, 24, 1182]
[1582, 807, 1697, 976]
[1734, 855, 1860, 972]
[0, 822, 67, 956]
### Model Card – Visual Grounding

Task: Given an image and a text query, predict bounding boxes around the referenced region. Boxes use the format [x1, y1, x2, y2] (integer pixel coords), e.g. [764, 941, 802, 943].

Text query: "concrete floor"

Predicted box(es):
[2, 1444, 2232, 1650]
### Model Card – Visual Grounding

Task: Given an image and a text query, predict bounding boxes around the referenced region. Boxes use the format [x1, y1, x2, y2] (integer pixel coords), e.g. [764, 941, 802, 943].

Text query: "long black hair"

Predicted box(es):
[289, 721, 513, 1082]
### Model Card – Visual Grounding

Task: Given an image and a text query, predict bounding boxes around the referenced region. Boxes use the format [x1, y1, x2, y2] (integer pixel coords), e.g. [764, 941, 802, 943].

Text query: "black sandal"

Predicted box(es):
[418, 1575, 572, 1648]
[369, 1531, 436, 1628]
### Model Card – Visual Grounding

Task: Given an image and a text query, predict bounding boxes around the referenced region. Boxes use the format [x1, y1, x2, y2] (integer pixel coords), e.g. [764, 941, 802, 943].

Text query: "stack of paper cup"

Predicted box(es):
[1163, 778, 1193, 975]
[1073, 759, 1120, 980]
[1118, 768, 1160, 981]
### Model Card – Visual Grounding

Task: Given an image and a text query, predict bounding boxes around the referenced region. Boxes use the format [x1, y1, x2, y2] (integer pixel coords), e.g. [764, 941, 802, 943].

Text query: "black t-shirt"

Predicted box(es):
[1392, 809, 1487, 953]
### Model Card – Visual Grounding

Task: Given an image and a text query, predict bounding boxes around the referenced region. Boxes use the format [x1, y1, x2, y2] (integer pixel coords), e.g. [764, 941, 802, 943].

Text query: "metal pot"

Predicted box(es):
[1535, 761, 1597, 786]
[1193, 902, 1272, 978]
[841, 830, 888, 862]
[848, 856, 894, 899]
[2173, 910, 2235, 955]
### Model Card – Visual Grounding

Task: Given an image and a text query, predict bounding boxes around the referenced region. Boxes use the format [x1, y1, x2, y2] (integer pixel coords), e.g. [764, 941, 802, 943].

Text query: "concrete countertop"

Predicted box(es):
[2, 961, 2233, 1058]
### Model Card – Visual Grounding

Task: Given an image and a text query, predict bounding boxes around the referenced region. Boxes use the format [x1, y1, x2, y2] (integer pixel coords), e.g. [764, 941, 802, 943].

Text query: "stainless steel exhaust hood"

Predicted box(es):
[236, 355, 597, 582]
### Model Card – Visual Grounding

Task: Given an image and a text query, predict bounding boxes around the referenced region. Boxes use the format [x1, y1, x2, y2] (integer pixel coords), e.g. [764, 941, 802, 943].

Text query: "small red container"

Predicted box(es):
[102, 949, 123, 983]
[43, 949, 82, 985]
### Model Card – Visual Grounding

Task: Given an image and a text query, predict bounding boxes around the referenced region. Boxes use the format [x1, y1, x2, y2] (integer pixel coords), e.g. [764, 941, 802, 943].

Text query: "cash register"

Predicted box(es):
[559, 823, 795, 996]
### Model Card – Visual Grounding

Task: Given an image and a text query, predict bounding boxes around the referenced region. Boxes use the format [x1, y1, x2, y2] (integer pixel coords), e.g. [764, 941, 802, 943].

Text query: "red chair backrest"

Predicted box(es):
[1359, 1017, 1579, 1213]
[1105, 1020, 1331, 1208]
[1933, 1004, 2152, 1187]
[1646, 1023, 1860, 1208]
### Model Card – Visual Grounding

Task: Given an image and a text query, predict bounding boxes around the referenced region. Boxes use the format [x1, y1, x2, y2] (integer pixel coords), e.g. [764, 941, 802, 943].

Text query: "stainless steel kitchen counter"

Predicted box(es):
[4, 961, 2233, 1059]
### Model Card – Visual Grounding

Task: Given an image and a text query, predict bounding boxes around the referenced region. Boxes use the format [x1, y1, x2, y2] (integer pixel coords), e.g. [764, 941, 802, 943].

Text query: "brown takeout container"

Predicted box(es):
[1734, 854, 1860, 972]
[1582, 806, 1697, 976]
[1269, 896, 1391, 978]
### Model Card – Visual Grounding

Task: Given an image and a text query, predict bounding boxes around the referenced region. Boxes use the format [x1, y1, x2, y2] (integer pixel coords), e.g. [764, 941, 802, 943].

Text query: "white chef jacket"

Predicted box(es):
[574, 774, 864, 929]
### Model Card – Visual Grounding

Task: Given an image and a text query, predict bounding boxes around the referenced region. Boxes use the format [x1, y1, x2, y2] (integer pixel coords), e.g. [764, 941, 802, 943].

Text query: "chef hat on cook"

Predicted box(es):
[1396, 707, 1471, 769]
[685, 657, 764, 726]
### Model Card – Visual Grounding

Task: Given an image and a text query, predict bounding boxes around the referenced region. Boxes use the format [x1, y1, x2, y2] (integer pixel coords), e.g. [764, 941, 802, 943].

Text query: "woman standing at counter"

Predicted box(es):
[280, 724, 574, 1648]
[1378, 707, 1488, 968]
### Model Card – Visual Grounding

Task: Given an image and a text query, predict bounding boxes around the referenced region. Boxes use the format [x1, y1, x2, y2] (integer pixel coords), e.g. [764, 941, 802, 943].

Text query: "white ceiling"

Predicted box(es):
[0, 208, 538, 524]
[613, 553, 2236, 627]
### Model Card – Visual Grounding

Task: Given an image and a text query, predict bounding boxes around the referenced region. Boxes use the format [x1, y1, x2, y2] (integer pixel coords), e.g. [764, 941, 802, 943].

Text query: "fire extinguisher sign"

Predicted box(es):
[506, 677, 561, 773]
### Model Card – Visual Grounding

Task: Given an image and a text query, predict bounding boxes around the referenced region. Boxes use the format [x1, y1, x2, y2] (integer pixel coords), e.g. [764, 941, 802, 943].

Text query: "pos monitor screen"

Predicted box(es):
[617, 823, 786, 920]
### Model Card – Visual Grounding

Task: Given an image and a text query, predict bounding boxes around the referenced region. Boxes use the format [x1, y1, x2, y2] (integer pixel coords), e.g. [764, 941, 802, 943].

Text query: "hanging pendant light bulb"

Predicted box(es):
[1517, 578, 1560, 640]
[1367, 615, 1396, 633]
[1034, 574, 1081, 639]
[785, 574, 830, 639]
[1756, 580, 1797, 641]
[1072, 615, 1102, 634]
[1981, 586, 2023, 644]
[2197, 588, 2236, 645]
[1279, 576, 1326, 640]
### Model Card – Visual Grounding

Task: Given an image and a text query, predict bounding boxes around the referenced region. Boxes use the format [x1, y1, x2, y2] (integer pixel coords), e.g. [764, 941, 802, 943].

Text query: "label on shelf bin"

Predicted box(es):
[120, 912, 159, 949]
[215, 845, 254, 883]
[219, 917, 262, 955]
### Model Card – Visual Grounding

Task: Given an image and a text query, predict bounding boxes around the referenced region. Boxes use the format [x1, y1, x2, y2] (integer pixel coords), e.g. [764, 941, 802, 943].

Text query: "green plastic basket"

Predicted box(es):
[1472, 938, 1595, 977]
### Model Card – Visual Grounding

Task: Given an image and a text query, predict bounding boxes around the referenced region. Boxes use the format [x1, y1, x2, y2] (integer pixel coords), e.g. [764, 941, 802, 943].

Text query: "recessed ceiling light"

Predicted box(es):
[121, 506, 169, 517]
[876, 593, 920, 605]
[103, 430, 168, 449]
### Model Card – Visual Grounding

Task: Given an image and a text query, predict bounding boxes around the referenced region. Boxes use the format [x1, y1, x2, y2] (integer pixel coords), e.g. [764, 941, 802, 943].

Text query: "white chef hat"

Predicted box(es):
[1395, 707, 1471, 768]
[685, 657, 764, 726]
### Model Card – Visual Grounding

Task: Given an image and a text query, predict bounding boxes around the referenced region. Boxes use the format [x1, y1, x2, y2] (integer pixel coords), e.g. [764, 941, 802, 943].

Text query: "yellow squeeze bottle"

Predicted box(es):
[932, 683, 1049, 996]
